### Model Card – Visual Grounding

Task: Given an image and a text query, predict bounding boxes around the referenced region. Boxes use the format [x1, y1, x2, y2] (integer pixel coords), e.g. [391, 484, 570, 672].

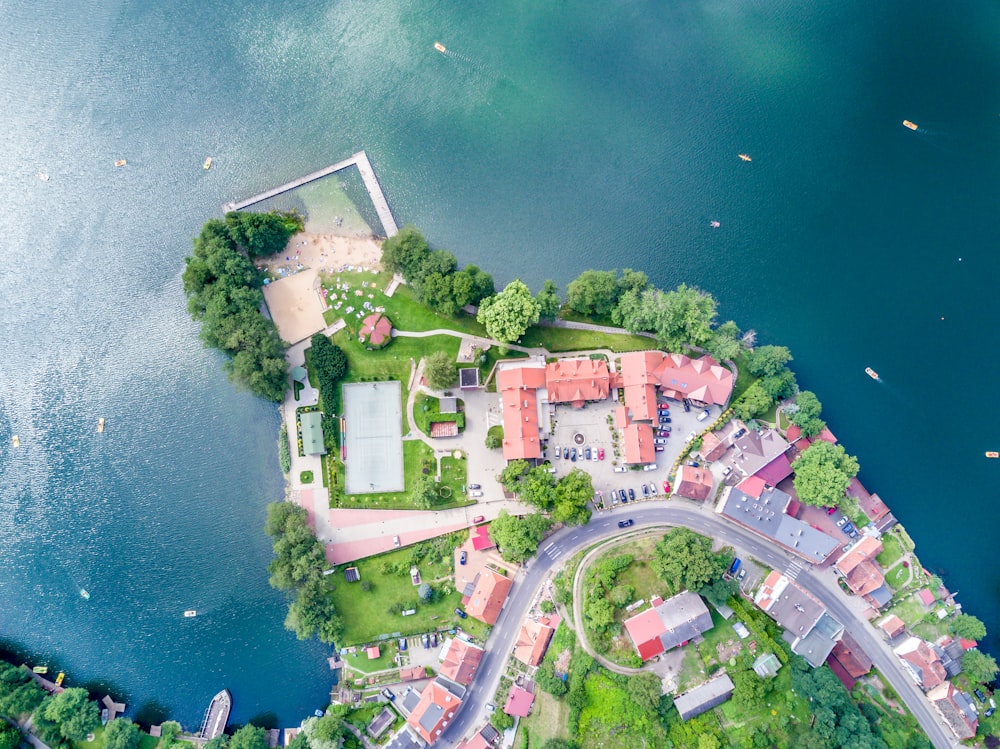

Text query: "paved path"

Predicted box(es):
[438, 498, 957, 749]
[536, 317, 656, 339]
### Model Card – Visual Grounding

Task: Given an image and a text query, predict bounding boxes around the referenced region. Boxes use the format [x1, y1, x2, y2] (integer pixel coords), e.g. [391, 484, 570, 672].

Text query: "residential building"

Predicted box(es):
[470, 525, 495, 552]
[893, 636, 947, 691]
[617, 351, 733, 419]
[731, 428, 791, 479]
[461, 568, 513, 625]
[752, 653, 782, 678]
[439, 638, 485, 686]
[878, 614, 906, 640]
[846, 477, 896, 531]
[834, 537, 891, 609]
[674, 465, 714, 501]
[717, 482, 840, 563]
[386, 727, 424, 749]
[496, 365, 546, 461]
[623, 592, 713, 661]
[927, 682, 978, 740]
[503, 685, 535, 718]
[827, 632, 873, 689]
[754, 571, 844, 667]
[406, 677, 466, 745]
[673, 674, 735, 721]
[545, 358, 610, 407]
[513, 615, 558, 667]
[622, 422, 655, 465]
[698, 430, 728, 462]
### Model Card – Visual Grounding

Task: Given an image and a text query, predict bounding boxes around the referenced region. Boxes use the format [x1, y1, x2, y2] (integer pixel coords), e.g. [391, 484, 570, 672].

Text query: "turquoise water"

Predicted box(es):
[3, 0, 1000, 727]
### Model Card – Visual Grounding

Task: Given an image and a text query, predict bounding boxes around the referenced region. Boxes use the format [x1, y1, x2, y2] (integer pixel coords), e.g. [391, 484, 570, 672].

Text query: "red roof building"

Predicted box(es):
[462, 568, 513, 625]
[623, 422, 655, 465]
[545, 358, 610, 407]
[736, 475, 766, 499]
[439, 638, 485, 686]
[513, 616, 558, 667]
[674, 465, 714, 501]
[917, 588, 936, 607]
[623, 592, 713, 661]
[406, 677, 466, 745]
[893, 637, 947, 691]
[497, 366, 546, 461]
[471, 525, 495, 552]
[359, 313, 393, 347]
[503, 686, 535, 718]
[699, 431, 727, 462]
[829, 632, 873, 679]
[835, 537, 887, 598]
[430, 422, 459, 438]
[754, 453, 794, 485]
[618, 351, 734, 417]
[399, 666, 425, 682]
[878, 614, 907, 640]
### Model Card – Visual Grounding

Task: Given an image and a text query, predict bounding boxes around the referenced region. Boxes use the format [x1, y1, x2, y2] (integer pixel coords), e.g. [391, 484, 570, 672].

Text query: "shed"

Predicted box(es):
[300, 411, 327, 456]
[673, 674, 735, 720]
[291, 366, 308, 383]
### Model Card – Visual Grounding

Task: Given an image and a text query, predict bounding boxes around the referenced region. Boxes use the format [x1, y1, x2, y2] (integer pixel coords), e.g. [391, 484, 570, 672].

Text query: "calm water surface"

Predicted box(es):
[2, 0, 1000, 727]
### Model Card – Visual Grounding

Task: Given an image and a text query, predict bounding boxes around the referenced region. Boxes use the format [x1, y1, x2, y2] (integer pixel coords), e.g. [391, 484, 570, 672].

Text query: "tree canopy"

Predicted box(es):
[477, 280, 540, 350]
[33, 688, 100, 744]
[652, 528, 729, 594]
[423, 350, 457, 390]
[788, 390, 825, 438]
[229, 725, 268, 749]
[104, 719, 142, 749]
[552, 468, 594, 526]
[962, 648, 999, 685]
[733, 381, 774, 421]
[224, 210, 302, 258]
[536, 279, 562, 320]
[566, 270, 619, 316]
[309, 333, 348, 411]
[0, 662, 45, 717]
[792, 441, 860, 508]
[0, 724, 20, 749]
[745, 345, 793, 378]
[490, 510, 552, 562]
[613, 283, 718, 352]
[950, 613, 987, 641]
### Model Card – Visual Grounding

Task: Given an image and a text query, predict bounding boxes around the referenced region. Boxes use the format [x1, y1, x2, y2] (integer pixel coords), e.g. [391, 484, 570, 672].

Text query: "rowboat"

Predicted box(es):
[986, 452, 998, 459]
[55, 673, 65, 686]
[12, 436, 19, 448]
[434, 42, 446, 53]
[902, 120, 918, 131]
[203, 157, 213, 170]
[80, 589, 90, 600]
[98, 418, 105, 433]
[865, 367, 880, 381]
[738, 153, 752, 162]
[184, 610, 197, 617]
[32, 666, 48, 674]
[114, 159, 127, 167]
[38, 173, 49, 181]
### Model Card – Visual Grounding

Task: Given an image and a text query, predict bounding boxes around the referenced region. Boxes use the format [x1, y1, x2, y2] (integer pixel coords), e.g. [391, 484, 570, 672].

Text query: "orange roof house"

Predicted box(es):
[624, 592, 713, 661]
[618, 351, 734, 420]
[471, 525, 495, 551]
[406, 677, 466, 744]
[439, 638, 484, 685]
[699, 431, 727, 462]
[462, 568, 513, 625]
[359, 313, 393, 347]
[545, 358, 610, 407]
[497, 365, 546, 461]
[835, 537, 886, 598]
[894, 637, 947, 691]
[829, 632, 873, 679]
[514, 616, 558, 667]
[878, 614, 906, 639]
[674, 465, 714, 501]
[623, 423, 655, 465]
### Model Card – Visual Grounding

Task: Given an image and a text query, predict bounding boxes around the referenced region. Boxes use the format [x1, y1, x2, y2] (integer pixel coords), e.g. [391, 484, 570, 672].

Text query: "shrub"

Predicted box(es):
[278, 424, 291, 473]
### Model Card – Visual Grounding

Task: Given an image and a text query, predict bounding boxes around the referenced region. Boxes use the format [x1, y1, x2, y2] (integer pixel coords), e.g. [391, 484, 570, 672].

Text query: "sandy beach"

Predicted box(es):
[259, 231, 383, 278]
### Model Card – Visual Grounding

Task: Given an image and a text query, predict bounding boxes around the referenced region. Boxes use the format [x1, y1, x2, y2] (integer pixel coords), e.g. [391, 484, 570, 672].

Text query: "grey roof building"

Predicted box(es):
[299, 411, 327, 456]
[400, 687, 422, 715]
[731, 428, 790, 477]
[623, 591, 714, 660]
[753, 652, 782, 678]
[755, 571, 844, 668]
[718, 484, 840, 563]
[673, 674, 736, 721]
[385, 727, 425, 749]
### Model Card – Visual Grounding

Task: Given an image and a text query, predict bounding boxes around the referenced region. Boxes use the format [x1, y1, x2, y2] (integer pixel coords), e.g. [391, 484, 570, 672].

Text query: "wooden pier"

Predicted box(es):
[222, 151, 398, 237]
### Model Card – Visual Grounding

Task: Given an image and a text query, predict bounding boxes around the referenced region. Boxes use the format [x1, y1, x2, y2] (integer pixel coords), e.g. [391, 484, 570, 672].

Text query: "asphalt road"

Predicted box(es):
[438, 500, 956, 749]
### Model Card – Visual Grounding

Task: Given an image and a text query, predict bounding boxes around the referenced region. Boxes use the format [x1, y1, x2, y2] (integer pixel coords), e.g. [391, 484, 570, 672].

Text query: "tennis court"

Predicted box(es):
[343, 381, 404, 494]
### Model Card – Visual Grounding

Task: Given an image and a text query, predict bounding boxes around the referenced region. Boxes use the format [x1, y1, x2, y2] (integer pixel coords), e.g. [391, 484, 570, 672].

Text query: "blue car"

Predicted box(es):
[841, 522, 855, 535]
[729, 558, 742, 575]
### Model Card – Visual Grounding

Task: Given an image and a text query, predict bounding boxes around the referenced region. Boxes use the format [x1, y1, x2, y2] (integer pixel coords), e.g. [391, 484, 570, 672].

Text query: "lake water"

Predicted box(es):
[2, 0, 1000, 728]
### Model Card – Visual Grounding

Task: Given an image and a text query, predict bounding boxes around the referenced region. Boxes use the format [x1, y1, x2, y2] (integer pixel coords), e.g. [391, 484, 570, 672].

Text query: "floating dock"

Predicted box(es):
[198, 689, 232, 740]
[222, 151, 398, 237]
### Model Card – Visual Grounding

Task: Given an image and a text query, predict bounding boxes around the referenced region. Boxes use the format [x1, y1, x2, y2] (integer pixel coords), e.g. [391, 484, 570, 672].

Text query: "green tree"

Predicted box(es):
[700, 577, 738, 609]
[104, 719, 142, 749]
[156, 721, 181, 749]
[566, 270, 619, 316]
[788, 390, 826, 438]
[0, 725, 20, 749]
[584, 597, 617, 632]
[733, 381, 774, 421]
[758, 369, 797, 401]
[418, 583, 433, 601]
[485, 425, 503, 449]
[203, 736, 229, 749]
[625, 673, 662, 713]
[609, 584, 635, 607]
[706, 320, 742, 361]
[731, 668, 769, 711]
[746, 345, 793, 378]
[490, 510, 552, 562]
[536, 280, 562, 320]
[224, 210, 302, 258]
[962, 649, 999, 684]
[230, 725, 268, 749]
[614, 283, 718, 352]
[951, 613, 987, 641]
[616, 268, 649, 296]
[552, 468, 593, 525]
[285, 579, 344, 644]
[490, 709, 514, 732]
[424, 351, 458, 390]
[540, 740, 577, 749]
[652, 528, 728, 594]
[477, 280, 541, 351]
[380, 227, 431, 279]
[34, 688, 99, 743]
[792, 441, 860, 508]
[0, 662, 45, 716]
[309, 334, 348, 410]
[410, 473, 439, 510]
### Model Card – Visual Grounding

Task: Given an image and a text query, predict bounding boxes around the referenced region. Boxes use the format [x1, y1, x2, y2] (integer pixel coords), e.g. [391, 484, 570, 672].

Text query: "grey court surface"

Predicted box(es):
[343, 381, 404, 494]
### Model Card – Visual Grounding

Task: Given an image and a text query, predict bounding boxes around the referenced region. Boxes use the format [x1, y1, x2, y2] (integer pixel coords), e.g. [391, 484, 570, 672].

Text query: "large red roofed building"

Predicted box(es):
[618, 351, 734, 420]
[514, 615, 558, 667]
[893, 636, 947, 691]
[623, 422, 655, 465]
[674, 465, 714, 501]
[406, 677, 466, 745]
[545, 358, 610, 407]
[496, 366, 546, 461]
[439, 638, 484, 686]
[624, 592, 713, 661]
[462, 568, 513, 625]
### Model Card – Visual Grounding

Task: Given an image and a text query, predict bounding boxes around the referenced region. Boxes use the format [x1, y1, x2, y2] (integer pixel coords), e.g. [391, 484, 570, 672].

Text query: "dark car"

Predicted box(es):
[975, 689, 986, 703]
[459, 551, 467, 565]
[654, 445, 665, 452]
[618, 519, 634, 528]
[659, 416, 672, 424]
[430, 632, 438, 647]
[628, 487, 636, 501]
[642, 484, 650, 497]
[398, 638, 408, 651]
[733, 428, 747, 439]
[685, 460, 699, 467]
[619, 489, 628, 503]
[585, 446, 592, 460]
[841, 522, 855, 535]
[570, 447, 577, 462]
[563, 447, 569, 459]
[469, 483, 481, 490]
[454, 608, 468, 619]
[422, 634, 430, 648]
[682, 399, 691, 412]
[729, 558, 742, 575]
[381, 688, 395, 702]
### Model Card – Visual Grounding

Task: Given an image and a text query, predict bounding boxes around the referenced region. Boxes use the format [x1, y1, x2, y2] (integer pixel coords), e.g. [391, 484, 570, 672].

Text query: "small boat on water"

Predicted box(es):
[12, 436, 20, 448]
[38, 173, 49, 181]
[865, 367, 880, 381]
[902, 120, 918, 131]
[98, 418, 105, 433]
[32, 666, 49, 675]
[986, 452, 999, 459]
[434, 42, 446, 53]
[203, 157, 213, 170]
[55, 673, 65, 687]
[80, 589, 90, 600]
[184, 610, 197, 618]
[738, 153, 752, 162]
[709, 220, 721, 228]
[114, 159, 127, 167]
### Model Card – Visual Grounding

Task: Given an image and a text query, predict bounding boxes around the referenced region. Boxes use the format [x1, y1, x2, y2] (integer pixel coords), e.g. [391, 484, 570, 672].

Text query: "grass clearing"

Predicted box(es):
[515, 689, 571, 748]
[519, 325, 652, 353]
[344, 646, 399, 674]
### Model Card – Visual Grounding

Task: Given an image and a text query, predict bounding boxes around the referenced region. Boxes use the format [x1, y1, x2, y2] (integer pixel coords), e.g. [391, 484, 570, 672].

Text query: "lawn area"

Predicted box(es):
[515, 689, 571, 749]
[888, 594, 933, 629]
[344, 645, 399, 674]
[328, 536, 472, 645]
[612, 536, 661, 602]
[877, 533, 904, 570]
[729, 352, 759, 404]
[439, 454, 468, 501]
[519, 324, 652, 353]
[75, 730, 165, 749]
[716, 664, 811, 744]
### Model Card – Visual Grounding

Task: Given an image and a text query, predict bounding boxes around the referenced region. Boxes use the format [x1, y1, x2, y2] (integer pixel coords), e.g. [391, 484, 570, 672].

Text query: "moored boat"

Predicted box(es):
[98, 418, 105, 433]
[902, 120, 918, 131]
[80, 589, 90, 600]
[32, 666, 48, 674]
[12, 436, 19, 448]
[199, 689, 232, 740]
[55, 673, 65, 687]
[865, 367, 880, 381]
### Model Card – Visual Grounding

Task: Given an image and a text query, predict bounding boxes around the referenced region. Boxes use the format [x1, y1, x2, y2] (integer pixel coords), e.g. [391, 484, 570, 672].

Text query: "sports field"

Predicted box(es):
[343, 381, 404, 494]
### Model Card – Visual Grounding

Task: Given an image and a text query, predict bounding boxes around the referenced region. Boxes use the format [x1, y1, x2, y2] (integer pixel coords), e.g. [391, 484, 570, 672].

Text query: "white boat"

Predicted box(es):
[865, 367, 880, 381]
[184, 610, 197, 618]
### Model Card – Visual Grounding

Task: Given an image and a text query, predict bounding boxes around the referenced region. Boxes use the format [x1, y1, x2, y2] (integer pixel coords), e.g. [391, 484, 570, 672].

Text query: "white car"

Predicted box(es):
[721, 466, 733, 477]
[642, 464, 657, 472]
[613, 466, 627, 473]
[684, 431, 697, 443]
[553, 446, 561, 459]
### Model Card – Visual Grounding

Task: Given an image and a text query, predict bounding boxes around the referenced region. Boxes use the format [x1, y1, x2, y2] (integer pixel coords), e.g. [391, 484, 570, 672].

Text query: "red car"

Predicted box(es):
[662, 481, 672, 493]
[598, 448, 605, 460]
[825, 506, 836, 515]
[472, 515, 485, 523]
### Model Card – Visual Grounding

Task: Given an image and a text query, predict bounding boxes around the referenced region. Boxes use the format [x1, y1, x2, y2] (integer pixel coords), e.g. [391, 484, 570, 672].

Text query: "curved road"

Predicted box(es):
[438, 499, 956, 749]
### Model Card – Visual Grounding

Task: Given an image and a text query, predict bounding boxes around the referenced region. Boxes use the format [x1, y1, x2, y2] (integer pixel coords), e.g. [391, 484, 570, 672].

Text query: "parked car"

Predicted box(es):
[686, 460, 699, 468]
[642, 484, 650, 497]
[642, 463, 657, 471]
[658, 416, 672, 424]
[585, 447, 592, 460]
[611, 492, 620, 505]
[684, 431, 697, 443]
[654, 438, 667, 445]
[554, 446, 561, 459]
[472, 515, 484, 523]
[470, 490, 483, 498]
[459, 551, 467, 565]
[398, 638, 408, 651]
[654, 445, 665, 452]
[628, 488, 636, 501]
[614, 465, 627, 473]
[737, 568, 747, 581]
[430, 632, 438, 647]
[975, 689, 986, 703]
[618, 489, 627, 503]
[469, 483, 481, 490]
[836, 516, 848, 527]
[825, 506, 836, 515]
[393, 535, 401, 547]
[591, 448, 599, 461]
[733, 428, 747, 439]
[618, 519, 634, 528]
[662, 481, 672, 493]
[454, 608, 468, 619]
[381, 688, 395, 701]
[849, 529, 859, 539]
[658, 403, 669, 410]
[563, 447, 569, 459]
[570, 447, 577, 461]
[598, 448, 605, 460]
[682, 399, 691, 412]
[729, 558, 742, 575]
[721, 466, 733, 477]
[485, 703, 496, 713]
[660, 425, 672, 432]
[422, 634, 430, 648]
[649, 483, 658, 495]
[697, 409, 711, 422]
[841, 522, 855, 535]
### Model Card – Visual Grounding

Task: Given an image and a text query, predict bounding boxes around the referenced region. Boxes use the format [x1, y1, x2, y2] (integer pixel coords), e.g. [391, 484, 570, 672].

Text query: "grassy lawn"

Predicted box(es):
[716, 665, 810, 744]
[413, 393, 466, 436]
[729, 352, 759, 405]
[885, 563, 910, 591]
[343, 645, 400, 674]
[75, 731, 165, 749]
[328, 536, 472, 645]
[612, 536, 661, 602]
[439, 454, 468, 501]
[889, 595, 933, 629]
[515, 689, 571, 749]
[519, 325, 652, 353]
